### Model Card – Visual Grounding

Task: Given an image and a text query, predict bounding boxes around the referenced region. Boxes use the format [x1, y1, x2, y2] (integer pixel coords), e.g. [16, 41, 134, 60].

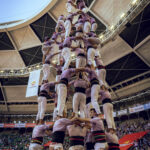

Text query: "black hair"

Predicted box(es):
[90, 108, 96, 113]
[79, 73, 83, 79]
[86, 64, 91, 68]
[44, 36, 50, 41]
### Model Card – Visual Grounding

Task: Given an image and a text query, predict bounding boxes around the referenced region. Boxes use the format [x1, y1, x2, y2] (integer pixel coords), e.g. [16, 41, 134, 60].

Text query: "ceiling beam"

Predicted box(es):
[0, 82, 9, 112]
[5, 29, 26, 67]
[89, 9, 109, 28]
[133, 51, 150, 67]
[48, 11, 57, 22]
[110, 70, 150, 88]
[88, 0, 96, 10]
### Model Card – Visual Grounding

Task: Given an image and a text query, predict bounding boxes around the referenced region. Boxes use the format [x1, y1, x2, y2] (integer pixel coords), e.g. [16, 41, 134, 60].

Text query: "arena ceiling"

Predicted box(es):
[0, 0, 150, 114]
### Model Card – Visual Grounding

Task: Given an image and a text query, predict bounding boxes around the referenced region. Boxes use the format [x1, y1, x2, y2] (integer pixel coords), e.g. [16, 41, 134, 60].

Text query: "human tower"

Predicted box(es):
[29, 0, 120, 150]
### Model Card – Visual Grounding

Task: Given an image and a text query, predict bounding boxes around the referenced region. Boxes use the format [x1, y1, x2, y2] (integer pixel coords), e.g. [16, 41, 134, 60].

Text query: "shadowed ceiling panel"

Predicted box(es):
[30, 13, 56, 42]
[0, 51, 25, 69]
[120, 4, 150, 48]
[106, 52, 150, 86]
[0, 32, 15, 50]
[84, 0, 94, 7]
[19, 46, 42, 66]
[10, 26, 41, 50]
[136, 38, 150, 64]
[91, 0, 131, 26]
[101, 36, 132, 65]
[0, 77, 28, 86]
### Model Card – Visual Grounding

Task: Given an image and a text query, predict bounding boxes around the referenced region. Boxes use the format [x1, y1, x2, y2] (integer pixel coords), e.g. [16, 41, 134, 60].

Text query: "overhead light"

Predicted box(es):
[36, 65, 39, 68]
[132, 0, 138, 5]
[11, 70, 14, 73]
[110, 25, 115, 30]
[20, 69, 24, 72]
[52, 60, 57, 63]
[120, 13, 125, 18]
[71, 53, 75, 57]
[28, 68, 31, 70]
[0, 70, 4, 73]
[99, 34, 104, 39]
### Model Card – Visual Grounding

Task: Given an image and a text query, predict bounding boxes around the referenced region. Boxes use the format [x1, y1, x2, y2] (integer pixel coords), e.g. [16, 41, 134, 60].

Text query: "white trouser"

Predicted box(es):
[76, 39, 84, 48]
[85, 102, 93, 118]
[65, 20, 72, 38]
[91, 84, 101, 114]
[76, 57, 86, 68]
[73, 92, 86, 118]
[96, 69, 106, 86]
[55, 75, 61, 93]
[91, 23, 98, 32]
[69, 145, 84, 150]
[53, 107, 58, 121]
[75, 23, 83, 31]
[94, 143, 107, 150]
[87, 48, 96, 66]
[103, 103, 116, 129]
[42, 64, 50, 81]
[36, 96, 47, 120]
[50, 143, 63, 150]
[84, 21, 91, 33]
[29, 143, 43, 150]
[62, 47, 71, 71]
[57, 84, 67, 116]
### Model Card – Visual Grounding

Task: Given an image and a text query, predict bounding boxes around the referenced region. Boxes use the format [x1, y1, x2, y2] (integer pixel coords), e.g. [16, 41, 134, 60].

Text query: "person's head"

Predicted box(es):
[42, 80, 48, 84]
[66, 1, 77, 13]
[73, 120, 81, 126]
[56, 115, 62, 120]
[86, 64, 92, 69]
[44, 36, 50, 42]
[59, 58, 64, 66]
[79, 73, 83, 79]
[90, 108, 97, 118]
[58, 15, 65, 21]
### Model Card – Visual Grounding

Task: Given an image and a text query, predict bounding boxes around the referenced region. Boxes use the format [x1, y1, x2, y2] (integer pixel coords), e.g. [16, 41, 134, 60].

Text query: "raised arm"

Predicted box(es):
[42, 55, 46, 64]
[68, 80, 75, 86]
[76, 117, 91, 123]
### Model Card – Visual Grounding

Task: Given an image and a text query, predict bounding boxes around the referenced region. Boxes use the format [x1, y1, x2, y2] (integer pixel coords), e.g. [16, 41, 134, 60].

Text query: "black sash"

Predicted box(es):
[97, 65, 105, 69]
[75, 87, 86, 94]
[70, 136, 84, 146]
[45, 60, 50, 65]
[102, 98, 112, 105]
[92, 130, 106, 143]
[87, 46, 94, 50]
[31, 137, 43, 145]
[52, 131, 65, 144]
[39, 90, 48, 97]
[77, 53, 86, 57]
[91, 78, 99, 86]
[108, 143, 120, 150]
[60, 78, 68, 86]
